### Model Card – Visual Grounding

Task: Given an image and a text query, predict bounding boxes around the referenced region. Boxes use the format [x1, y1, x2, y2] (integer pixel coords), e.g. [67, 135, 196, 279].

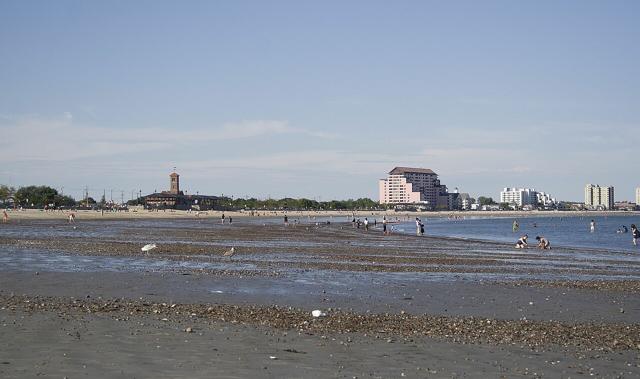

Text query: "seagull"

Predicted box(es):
[141, 243, 157, 253]
[223, 247, 235, 257]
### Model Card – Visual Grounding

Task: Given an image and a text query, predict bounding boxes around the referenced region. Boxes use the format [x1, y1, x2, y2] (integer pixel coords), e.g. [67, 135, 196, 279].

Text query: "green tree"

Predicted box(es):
[77, 197, 96, 206]
[477, 196, 496, 206]
[499, 202, 512, 211]
[0, 185, 16, 204]
[219, 196, 383, 211]
[14, 186, 59, 208]
[55, 195, 76, 207]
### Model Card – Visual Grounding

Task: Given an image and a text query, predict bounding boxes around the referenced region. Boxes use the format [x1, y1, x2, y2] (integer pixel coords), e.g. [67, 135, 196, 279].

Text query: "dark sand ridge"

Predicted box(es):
[1, 293, 639, 351]
[1, 218, 640, 377]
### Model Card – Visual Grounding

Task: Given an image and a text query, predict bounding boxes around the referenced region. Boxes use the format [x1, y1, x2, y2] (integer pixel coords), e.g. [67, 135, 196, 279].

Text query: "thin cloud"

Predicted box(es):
[0, 115, 335, 161]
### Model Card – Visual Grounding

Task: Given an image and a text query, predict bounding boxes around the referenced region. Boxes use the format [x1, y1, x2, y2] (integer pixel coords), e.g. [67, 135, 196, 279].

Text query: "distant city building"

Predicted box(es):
[447, 187, 472, 211]
[437, 185, 456, 210]
[536, 192, 558, 207]
[144, 171, 219, 210]
[378, 167, 450, 209]
[457, 193, 473, 210]
[500, 188, 539, 207]
[636, 187, 640, 207]
[584, 184, 614, 210]
[614, 201, 636, 211]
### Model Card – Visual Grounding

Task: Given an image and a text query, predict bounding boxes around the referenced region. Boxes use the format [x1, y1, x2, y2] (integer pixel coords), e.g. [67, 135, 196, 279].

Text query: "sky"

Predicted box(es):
[1, 1, 639, 202]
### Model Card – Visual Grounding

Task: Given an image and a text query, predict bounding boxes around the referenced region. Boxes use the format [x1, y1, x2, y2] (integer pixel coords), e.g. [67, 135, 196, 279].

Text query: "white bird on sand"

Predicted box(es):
[311, 309, 326, 318]
[223, 247, 235, 257]
[141, 243, 157, 253]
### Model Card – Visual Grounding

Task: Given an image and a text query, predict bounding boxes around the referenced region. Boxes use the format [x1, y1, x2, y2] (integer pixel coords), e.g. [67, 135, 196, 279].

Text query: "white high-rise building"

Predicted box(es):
[536, 192, 558, 207]
[584, 184, 614, 210]
[458, 193, 472, 210]
[635, 187, 640, 206]
[500, 188, 538, 207]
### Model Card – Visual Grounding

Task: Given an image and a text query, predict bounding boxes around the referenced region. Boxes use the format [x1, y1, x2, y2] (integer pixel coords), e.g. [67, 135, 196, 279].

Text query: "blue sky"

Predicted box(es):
[1, 1, 638, 202]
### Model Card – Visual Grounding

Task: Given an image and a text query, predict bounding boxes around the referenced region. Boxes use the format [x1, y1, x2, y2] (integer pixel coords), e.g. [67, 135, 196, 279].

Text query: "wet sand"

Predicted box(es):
[1, 218, 639, 377]
[5, 309, 637, 379]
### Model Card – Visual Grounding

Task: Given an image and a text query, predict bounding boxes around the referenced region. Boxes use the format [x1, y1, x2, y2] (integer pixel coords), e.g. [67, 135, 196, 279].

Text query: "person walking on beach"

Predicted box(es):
[515, 234, 528, 249]
[590, 219, 595, 233]
[512, 220, 519, 233]
[535, 236, 550, 249]
[631, 224, 639, 246]
[68, 212, 75, 223]
[284, 215, 288, 226]
[420, 221, 425, 236]
[415, 217, 421, 236]
[221, 213, 225, 224]
[364, 217, 369, 231]
[2, 210, 8, 223]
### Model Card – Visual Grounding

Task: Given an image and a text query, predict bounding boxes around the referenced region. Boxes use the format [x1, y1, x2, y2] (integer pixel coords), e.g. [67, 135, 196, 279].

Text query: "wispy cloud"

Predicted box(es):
[0, 115, 336, 161]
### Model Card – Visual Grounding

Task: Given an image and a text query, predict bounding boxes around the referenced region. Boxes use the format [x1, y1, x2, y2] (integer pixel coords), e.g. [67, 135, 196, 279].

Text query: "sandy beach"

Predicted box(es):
[1, 216, 639, 378]
[4, 207, 639, 221]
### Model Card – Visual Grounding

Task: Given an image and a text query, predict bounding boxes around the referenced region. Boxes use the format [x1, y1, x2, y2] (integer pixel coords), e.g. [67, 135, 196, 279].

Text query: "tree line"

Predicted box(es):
[0, 185, 76, 208]
[2, 185, 384, 210]
[217, 197, 384, 211]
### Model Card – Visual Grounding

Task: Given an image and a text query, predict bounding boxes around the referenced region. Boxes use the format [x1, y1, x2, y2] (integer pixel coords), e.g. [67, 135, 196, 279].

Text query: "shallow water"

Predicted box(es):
[394, 215, 640, 253]
[2, 244, 640, 285]
[2, 216, 640, 289]
[0, 246, 260, 274]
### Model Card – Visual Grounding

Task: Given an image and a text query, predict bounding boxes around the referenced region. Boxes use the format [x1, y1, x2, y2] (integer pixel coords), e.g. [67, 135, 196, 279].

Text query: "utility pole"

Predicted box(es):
[121, 191, 124, 205]
[110, 189, 113, 203]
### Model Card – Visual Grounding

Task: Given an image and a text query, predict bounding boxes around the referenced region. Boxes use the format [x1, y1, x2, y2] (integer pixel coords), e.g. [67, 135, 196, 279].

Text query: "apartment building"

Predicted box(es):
[378, 167, 446, 209]
[536, 192, 558, 207]
[500, 188, 538, 207]
[584, 184, 615, 210]
[458, 193, 473, 210]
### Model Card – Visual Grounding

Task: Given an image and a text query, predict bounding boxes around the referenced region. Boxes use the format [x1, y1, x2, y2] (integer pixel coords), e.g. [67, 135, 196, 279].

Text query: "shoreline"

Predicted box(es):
[3, 207, 639, 221]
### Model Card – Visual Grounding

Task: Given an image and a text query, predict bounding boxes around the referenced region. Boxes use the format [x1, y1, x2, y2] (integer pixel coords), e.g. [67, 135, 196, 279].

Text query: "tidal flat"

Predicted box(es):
[1, 217, 639, 378]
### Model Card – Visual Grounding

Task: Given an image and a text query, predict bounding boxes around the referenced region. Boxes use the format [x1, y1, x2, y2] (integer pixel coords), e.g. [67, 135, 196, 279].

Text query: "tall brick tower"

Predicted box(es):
[169, 172, 180, 194]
